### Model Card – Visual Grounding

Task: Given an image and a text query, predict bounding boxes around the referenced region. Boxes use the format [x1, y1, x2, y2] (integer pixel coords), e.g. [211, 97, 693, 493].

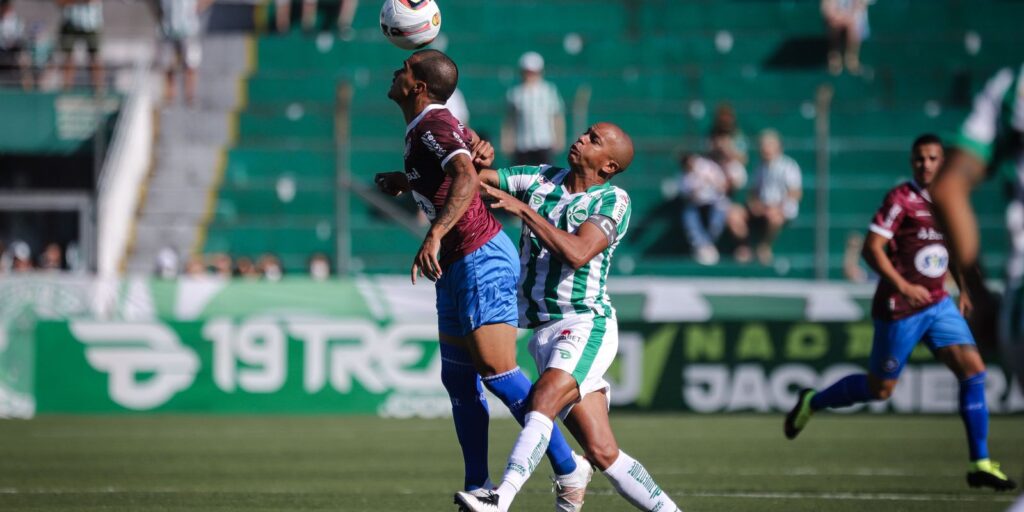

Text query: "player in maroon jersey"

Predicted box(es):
[372, 50, 588, 507]
[784, 134, 1015, 490]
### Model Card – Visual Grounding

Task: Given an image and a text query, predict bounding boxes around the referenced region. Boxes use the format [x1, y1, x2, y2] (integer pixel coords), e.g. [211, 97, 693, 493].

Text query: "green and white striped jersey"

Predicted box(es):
[497, 165, 631, 326]
[954, 62, 1024, 181]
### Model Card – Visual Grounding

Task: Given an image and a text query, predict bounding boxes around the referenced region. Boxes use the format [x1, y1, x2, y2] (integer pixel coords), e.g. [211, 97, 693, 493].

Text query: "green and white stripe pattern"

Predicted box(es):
[497, 165, 631, 325]
[955, 62, 1024, 178]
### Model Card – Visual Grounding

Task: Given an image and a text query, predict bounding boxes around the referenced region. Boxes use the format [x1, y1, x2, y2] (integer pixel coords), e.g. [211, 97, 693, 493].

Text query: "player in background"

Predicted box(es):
[373, 50, 590, 508]
[785, 134, 1017, 491]
[455, 123, 683, 512]
[931, 62, 1024, 501]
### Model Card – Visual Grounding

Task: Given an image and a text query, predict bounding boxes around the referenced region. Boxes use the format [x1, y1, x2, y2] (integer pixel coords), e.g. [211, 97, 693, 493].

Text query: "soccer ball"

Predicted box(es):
[380, 0, 442, 50]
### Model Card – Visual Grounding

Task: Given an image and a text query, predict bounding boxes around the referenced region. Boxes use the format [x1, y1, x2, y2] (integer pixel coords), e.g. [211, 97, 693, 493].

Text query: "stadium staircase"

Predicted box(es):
[127, 35, 252, 273]
[193, 0, 1022, 279]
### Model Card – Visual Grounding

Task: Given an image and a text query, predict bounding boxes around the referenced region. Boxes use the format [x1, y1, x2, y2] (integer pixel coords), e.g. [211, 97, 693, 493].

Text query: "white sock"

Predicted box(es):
[495, 411, 553, 512]
[603, 450, 680, 511]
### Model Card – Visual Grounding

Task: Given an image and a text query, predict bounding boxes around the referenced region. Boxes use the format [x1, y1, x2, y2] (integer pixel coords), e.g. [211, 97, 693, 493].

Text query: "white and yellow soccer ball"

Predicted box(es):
[380, 0, 442, 50]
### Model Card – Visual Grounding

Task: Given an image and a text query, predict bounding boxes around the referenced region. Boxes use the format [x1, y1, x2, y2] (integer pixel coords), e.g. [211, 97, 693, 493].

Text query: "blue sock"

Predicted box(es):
[809, 374, 872, 411]
[439, 344, 490, 490]
[959, 372, 989, 461]
[482, 368, 578, 476]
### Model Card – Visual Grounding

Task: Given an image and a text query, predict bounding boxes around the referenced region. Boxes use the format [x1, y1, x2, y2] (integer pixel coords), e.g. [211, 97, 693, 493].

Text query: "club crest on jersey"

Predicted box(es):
[420, 131, 446, 159]
[569, 204, 589, 225]
[914, 243, 949, 278]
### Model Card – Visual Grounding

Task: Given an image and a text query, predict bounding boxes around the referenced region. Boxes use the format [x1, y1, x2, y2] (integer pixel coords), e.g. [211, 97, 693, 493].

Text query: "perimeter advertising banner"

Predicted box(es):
[34, 318, 1024, 415]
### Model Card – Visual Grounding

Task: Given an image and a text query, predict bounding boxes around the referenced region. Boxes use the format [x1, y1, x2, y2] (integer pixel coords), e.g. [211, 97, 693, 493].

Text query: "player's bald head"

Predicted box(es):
[409, 49, 458, 103]
[596, 122, 634, 174]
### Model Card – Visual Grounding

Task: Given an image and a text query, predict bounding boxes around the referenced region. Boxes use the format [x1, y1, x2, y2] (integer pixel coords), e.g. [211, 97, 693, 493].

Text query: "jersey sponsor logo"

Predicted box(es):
[556, 329, 584, 347]
[914, 243, 949, 278]
[406, 168, 421, 181]
[913, 209, 932, 218]
[612, 196, 629, 223]
[530, 193, 544, 207]
[411, 190, 437, 220]
[451, 130, 465, 147]
[916, 227, 943, 240]
[420, 131, 446, 159]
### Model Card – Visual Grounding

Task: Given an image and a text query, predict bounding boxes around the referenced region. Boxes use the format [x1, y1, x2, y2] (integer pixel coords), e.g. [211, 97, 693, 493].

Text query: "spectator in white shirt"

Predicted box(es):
[502, 51, 565, 166]
[727, 129, 803, 264]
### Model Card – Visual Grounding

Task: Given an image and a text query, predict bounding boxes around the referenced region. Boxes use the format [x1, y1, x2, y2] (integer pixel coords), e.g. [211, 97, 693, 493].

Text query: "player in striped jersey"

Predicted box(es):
[455, 123, 683, 512]
[932, 63, 1024, 497]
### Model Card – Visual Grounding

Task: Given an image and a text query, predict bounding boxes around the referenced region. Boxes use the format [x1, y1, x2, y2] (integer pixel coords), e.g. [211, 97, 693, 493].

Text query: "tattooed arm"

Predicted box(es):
[411, 153, 479, 283]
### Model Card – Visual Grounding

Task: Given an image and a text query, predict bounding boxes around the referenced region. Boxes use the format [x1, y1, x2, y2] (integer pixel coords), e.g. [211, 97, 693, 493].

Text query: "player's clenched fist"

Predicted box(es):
[374, 171, 410, 196]
[467, 129, 494, 169]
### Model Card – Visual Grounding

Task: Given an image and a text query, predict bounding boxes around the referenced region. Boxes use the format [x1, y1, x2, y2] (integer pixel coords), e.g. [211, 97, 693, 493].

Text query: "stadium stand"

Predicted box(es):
[194, 0, 1021, 279]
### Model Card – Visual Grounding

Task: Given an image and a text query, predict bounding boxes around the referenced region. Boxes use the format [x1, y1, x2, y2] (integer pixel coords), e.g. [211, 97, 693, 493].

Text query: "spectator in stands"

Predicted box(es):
[502, 51, 565, 166]
[708, 128, 748, 197]
[37, 243, 62, 271]
[159, 0, 212, 107]
[258, 253, 283, 281]
[210, 252, 232, 279]
[0, 0, 31, 90]
[276, 0, 358, 37]
[727, 130, 803, 265]
[57, 0, 103, 91]
[308, 252, 330, 281]
[235, 255, 261, 279]
[155, 246, 180, 279]
[184, 254, 207, 276]
[843, 232, 869, 283]
[821, 0, 869, 75]
[8, 240, 32, 272]
[679, 153, 730, 265]
[709, 103, 748, 167]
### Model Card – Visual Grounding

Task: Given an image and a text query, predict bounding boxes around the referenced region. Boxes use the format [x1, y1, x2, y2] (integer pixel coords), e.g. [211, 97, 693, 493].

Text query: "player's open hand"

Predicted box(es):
[958, 291, 974, 318]
[899, 283, 932, 308]
[481, 183, 527, 218]
[411, 235, 442, 284]
[374, 171, 410, 197]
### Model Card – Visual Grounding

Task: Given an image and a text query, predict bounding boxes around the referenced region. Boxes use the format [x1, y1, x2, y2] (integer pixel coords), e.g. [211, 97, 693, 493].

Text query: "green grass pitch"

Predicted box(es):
[1, 414, 1021, 511]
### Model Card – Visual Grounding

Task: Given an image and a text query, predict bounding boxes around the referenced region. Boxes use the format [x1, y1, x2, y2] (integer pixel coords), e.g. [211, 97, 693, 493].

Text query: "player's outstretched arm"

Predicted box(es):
[931, 148, 986, 273]
[411, 153, 478, 283]
[482, 183, 609, 270]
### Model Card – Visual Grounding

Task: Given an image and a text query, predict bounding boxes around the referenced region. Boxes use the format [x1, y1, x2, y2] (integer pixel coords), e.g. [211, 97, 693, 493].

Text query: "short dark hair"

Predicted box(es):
[409, 49, 458, 103]
[912, 133, 943, 150]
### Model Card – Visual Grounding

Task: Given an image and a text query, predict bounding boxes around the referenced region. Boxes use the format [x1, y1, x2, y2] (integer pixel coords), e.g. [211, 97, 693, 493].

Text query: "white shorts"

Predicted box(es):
[528, 315, 617, 419]
[161, 37, 201, 70]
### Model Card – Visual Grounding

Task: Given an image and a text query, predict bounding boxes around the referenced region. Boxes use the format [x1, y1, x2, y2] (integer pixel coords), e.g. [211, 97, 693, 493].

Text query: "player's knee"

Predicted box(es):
[583, 440, 620, 471]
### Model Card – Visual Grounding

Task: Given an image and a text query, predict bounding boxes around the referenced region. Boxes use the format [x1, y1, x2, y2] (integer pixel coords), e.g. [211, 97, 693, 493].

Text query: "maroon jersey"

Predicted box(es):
[869, 180, 949, 320]
[404, 104, 502, 267]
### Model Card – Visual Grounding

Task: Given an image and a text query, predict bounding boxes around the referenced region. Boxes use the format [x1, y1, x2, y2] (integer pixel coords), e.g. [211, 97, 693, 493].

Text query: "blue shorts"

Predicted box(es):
[436, 231, 520, 337]
[869, 296, 976, 379]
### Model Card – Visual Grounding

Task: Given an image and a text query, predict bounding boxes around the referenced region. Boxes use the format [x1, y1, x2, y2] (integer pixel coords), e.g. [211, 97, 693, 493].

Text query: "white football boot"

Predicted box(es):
[553, 453, 593, 511]
[454, 490, 501, 512]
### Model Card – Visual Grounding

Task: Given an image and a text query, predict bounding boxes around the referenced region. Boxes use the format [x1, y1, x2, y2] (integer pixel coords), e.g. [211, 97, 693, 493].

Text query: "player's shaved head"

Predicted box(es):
[409, 49, 458, 103]
[596, 122, 634, 174]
